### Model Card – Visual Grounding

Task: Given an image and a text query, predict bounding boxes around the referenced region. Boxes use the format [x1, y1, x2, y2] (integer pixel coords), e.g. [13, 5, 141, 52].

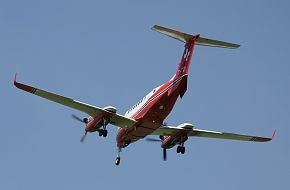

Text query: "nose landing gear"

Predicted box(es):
[115, 148, 122, 166]
[115, 156, 121, 165]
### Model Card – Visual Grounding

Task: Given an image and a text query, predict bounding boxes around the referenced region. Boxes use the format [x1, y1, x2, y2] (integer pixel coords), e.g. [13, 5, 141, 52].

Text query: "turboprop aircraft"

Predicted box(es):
[14, 25, 275, 166]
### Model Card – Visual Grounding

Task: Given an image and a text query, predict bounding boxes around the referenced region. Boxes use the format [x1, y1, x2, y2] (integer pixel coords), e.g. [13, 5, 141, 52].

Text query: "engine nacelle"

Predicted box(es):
[176, 123, 194, 130]
[103, 106, 117, 114]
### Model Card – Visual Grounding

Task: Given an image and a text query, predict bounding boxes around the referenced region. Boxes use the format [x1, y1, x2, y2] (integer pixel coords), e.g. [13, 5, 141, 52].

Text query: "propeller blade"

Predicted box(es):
[72, 114, 88, 124]
[80, 132, 87, 142]
[72, 114, 85, 123]
[146, 138, 161, 142]
[163, 148, 167, 161]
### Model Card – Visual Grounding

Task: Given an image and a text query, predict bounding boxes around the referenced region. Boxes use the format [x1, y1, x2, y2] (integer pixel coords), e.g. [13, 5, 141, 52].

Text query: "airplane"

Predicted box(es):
[14, 25, 275, 166]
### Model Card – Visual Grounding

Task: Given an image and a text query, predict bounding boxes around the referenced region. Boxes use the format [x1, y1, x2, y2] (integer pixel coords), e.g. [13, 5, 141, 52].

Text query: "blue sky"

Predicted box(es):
[1, 0, 289, 189]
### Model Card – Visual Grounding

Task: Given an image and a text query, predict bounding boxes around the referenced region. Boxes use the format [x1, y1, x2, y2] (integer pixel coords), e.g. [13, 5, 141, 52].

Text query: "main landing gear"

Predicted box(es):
[176, 137, 186, 154]
[176, 146, 186, 154]
[115, 148, 122, 166]
[98, 119, 109, 137]
[98, 129, 108, 137]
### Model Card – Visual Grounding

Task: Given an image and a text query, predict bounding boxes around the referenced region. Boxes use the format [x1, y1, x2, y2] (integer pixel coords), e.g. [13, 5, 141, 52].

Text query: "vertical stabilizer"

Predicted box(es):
[152, 25, 240, 98]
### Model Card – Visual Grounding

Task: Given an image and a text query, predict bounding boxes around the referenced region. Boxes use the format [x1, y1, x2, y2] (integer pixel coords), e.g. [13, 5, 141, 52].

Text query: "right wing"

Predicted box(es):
[188, 128, 275, 142]
[14, 74, 137, 129]
[151, 126, 275, 142]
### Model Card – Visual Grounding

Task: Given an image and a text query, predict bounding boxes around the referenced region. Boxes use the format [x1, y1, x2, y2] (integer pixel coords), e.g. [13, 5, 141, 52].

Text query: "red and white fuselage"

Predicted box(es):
[14, 25, 274, 166]
[116, 35, 199, 148]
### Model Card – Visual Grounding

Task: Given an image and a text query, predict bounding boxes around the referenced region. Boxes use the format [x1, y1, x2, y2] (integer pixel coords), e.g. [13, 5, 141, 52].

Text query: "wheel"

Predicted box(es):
[177, 146, 181, 153]
[103, 130, 108, 137]
[115, 157, 121, 166]
[181, 147, 185, 154]
[99, 129, 103, 136]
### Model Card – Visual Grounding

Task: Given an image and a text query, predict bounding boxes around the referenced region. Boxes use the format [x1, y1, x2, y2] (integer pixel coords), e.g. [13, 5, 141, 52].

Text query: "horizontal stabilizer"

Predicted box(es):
[152, 25, 240, 49]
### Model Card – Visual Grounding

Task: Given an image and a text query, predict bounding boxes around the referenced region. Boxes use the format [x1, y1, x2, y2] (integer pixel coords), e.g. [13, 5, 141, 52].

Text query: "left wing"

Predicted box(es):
[14, 74, 137, 129]
[151, 126, 275, 142]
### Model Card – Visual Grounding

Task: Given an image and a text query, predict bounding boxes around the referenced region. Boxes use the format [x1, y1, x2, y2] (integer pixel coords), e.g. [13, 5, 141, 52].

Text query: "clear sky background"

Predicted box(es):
[1, 0, 289, 189]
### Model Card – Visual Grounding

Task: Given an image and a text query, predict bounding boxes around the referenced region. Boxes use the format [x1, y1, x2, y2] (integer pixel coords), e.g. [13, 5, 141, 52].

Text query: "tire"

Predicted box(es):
[181, 147, 185, 154]
[177, 146, 181, 153]
[103, 130, 108, 137]
[115, 157, 121, 166]
[99, 130, 103, 137]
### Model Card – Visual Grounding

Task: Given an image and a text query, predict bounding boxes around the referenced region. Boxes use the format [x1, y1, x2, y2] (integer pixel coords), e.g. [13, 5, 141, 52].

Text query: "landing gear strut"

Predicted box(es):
[115, 148, 122, 166]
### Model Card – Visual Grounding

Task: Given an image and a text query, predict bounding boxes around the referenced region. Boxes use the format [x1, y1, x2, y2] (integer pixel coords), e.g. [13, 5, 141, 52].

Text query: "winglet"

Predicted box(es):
[13, 74, 37, 94]
[14, 73, 17, 85]
[271, 130, 276, 140]
[250, 130, 276, 142]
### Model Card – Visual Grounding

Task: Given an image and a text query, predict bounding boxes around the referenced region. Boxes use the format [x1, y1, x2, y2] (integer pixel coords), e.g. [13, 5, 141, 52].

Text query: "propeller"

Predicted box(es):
[72, 114, 88, 124]
[146, 136, 167, 161]
[80, 131, 87, 142]
[146, 138, 162, 142]
[72, 114, 89, 142]
[163, 148, 167, 161]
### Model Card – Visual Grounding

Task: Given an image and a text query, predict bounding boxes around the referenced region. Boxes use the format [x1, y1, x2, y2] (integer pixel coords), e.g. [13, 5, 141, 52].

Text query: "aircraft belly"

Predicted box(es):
[118, 90, 180, 147]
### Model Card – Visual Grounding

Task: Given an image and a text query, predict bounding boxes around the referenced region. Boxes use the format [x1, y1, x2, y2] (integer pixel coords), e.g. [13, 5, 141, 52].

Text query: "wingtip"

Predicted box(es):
[151, 25, 158, 30]
[234, 44, 241, 49]
[13, 74, 37, 93]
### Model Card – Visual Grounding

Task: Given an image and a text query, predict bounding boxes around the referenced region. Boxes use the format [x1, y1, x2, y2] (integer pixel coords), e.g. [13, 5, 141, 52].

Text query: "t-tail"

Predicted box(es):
[152, 25, 240, 98]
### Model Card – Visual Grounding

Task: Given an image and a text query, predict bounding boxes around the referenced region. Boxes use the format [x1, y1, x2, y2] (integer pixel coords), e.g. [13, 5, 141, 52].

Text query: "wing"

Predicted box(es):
[151, 126, 275, 142]
[14, 74, 137, 129]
